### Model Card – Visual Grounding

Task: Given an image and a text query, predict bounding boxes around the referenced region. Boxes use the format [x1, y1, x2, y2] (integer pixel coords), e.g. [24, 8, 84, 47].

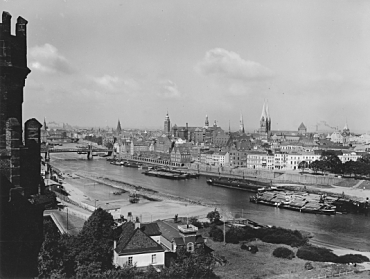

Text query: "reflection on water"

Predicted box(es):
[52, 156, 370, 251]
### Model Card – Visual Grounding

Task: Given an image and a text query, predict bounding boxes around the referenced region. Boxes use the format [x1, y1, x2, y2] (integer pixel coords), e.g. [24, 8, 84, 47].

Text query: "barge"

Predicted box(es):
[206, 177, 270, 192]
[142, 170, 188, 180]
[250, 190, 337, 215]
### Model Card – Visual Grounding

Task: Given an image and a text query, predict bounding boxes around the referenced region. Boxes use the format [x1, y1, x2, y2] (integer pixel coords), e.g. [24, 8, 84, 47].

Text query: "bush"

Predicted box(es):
[272, 247, 295, 260]
[248, 245, 258, 254]
[297, 245, 370, 264]
[297, 245, 338, 262]
[225, 227, 243, 244]
[240, 243, 247, 250]
[209, 225, 223, 242]
[336, 254, 369, 264]
[203, 222, 210, 228]
[259, 227, 307, 247]
[304, 262, 314, 270]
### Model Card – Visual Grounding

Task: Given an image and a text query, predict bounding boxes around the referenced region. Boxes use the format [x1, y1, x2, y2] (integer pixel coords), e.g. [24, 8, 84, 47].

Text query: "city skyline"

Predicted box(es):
[3, 0, 370, 132]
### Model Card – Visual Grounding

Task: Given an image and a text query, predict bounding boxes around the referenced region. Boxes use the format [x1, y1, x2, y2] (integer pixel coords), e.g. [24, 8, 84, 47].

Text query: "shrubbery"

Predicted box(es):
[240, 243, 258, 254]
[297, 245, 369, 264]
[297, 245, 338, 262]
[336, 254, 369, 264]
[209, 225, 223, 242]
[259, 228, 307, 247]
[272, 247, 295, 260]
[214, 225, 307, 247]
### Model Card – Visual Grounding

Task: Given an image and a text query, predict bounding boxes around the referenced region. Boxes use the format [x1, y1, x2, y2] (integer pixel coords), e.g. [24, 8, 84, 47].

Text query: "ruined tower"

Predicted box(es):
[0, 12, 31, 148]
[1, 12, 47, 277]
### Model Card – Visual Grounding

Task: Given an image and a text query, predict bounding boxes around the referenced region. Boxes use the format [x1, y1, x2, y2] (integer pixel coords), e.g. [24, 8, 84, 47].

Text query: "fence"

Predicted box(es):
[54, 192, 94, 212]
[311, 269, 354, 278]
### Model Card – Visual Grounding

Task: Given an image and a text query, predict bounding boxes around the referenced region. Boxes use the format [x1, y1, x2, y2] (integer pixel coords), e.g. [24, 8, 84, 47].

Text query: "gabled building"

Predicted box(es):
[113, 221, 165, 269]
[298, 122, 307, 134]
[156, 220, 206, 253]
[170, 146, 191, 165]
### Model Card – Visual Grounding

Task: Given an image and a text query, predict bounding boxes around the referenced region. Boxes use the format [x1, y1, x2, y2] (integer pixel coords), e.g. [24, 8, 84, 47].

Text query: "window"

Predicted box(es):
[128, 256, 133, 266]
[152, 254, 157, 264]
[187, 242, 194, 252]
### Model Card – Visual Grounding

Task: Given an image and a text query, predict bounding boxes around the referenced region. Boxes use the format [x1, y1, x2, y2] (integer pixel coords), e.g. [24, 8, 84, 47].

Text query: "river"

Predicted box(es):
[51, 153, 370, 252]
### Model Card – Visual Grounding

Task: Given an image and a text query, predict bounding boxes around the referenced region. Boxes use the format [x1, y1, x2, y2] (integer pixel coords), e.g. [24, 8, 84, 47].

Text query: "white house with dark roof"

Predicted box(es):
[113, 221, 165, 269]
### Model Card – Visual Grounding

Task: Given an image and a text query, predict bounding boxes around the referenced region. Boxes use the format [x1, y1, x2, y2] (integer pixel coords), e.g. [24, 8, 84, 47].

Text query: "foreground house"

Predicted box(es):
[113, 221, 165, 269]
[156, 220, 205, 253]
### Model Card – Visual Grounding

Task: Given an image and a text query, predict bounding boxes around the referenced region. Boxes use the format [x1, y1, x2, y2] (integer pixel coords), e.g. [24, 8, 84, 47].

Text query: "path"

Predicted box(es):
[351, 180, 365, 189]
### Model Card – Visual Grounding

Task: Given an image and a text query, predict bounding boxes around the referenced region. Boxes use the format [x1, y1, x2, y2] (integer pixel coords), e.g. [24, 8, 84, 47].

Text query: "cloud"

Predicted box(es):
[94, 75, 122, 91]
[158, 80, 181, 99]
[29, 44, 74, 74]
[195, 48, 274, 81]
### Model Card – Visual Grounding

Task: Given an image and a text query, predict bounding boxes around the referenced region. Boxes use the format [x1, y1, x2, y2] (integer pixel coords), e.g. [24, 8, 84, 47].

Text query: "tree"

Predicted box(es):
[320, 151, 343, 174]
[358, 154, 370, 165]
[209, 225, 224, 242]
[38, 219, 64, 278]
[310, 160, 321, 174]
[76, 208, 115, 271]
[162, 246, 217, 279]
[206, 209, 220, 223]
[343, 160, 356, 177]
[298, 161, 309, 174]
[189, 216, 203, 229]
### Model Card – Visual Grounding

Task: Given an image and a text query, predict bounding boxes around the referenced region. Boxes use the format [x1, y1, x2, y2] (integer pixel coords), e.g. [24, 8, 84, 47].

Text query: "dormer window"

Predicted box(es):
[187, 242, 194, 252]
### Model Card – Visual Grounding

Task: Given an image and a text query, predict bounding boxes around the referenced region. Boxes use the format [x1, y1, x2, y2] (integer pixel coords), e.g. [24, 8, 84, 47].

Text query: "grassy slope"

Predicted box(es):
[207, 239, 361, 279]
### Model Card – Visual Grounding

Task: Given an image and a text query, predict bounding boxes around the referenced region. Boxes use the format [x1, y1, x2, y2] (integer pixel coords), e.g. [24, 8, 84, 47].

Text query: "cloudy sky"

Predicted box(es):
[4, 0, 370, 132]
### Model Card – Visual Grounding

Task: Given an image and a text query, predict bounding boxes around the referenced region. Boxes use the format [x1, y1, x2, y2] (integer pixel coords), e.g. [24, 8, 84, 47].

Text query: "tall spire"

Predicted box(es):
[229, 120, 231, 134]
[343, 119, 349, 131]
[205, 114, 209, 128]
[260, 100, 267, 121]
[43, 117, 48, 131]
[240, 113, 245, 134]
[116, 119, 122, 134]
[265, 100, 270, 121]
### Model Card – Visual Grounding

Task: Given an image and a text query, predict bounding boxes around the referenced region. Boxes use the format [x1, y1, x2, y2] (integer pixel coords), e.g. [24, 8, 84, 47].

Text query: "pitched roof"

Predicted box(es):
[115, 222, 164, 256]
[140, 223, 161, 236]
[298, 122, 307, 130]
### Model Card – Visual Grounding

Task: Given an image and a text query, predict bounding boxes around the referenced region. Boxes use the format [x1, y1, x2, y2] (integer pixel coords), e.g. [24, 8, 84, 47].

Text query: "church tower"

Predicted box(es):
[204, 115, 209, 129]
[259, 101, 271, 134]
[116, 119, 122, 135]
[239, 113, 245, 134]
[164, 112, 171, 135]
[342, 120, 350, 146]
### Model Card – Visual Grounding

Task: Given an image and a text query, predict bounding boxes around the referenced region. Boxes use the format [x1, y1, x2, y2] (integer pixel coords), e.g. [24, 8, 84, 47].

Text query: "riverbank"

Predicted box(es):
[58, 167, 212, 221]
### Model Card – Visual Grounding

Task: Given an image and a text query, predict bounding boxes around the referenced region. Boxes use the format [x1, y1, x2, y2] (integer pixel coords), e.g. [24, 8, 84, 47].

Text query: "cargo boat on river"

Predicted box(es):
[250, 190, 337, 215]
[206, 177, 270, 192]
[142, 170, 188, 180]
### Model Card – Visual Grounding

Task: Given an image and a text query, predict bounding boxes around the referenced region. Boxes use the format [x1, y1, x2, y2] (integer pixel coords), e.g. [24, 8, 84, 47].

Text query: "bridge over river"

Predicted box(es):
[40, 145, 113, 160]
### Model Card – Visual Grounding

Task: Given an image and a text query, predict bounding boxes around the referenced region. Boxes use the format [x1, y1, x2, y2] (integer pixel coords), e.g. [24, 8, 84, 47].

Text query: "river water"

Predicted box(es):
[51, 155, 370, 252]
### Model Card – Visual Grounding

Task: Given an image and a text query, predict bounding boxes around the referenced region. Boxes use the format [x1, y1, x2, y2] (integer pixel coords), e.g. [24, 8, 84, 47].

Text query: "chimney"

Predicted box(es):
[135, 220, 140, 229]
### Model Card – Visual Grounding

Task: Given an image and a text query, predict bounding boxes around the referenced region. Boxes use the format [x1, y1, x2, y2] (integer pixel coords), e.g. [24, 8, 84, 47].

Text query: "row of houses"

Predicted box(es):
[198, 149, 364, 170]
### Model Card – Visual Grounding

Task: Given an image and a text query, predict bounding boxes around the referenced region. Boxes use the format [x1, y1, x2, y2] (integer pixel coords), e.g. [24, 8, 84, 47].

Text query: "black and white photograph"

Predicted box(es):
[1, 1, 370, 278]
